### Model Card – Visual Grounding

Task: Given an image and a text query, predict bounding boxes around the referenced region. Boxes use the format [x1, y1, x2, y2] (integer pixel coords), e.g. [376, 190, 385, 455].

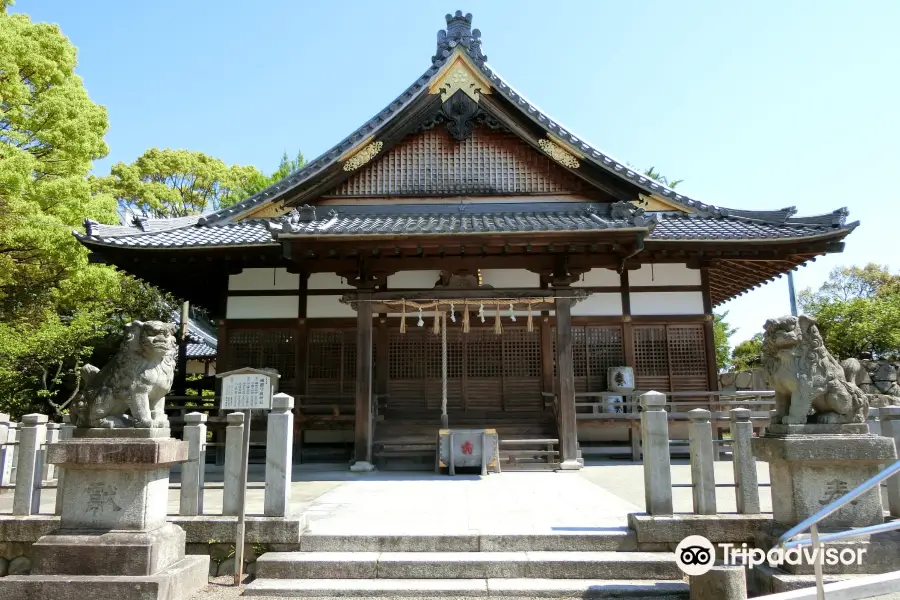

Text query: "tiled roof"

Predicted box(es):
[102, 11, 856, 249]
[76, 220, 275, 249]
[271, 203, 655, 238]
[650, 213, 853, 241]
[186, 342, 216, 359]
[75, 203, 855, 249]
[195, 13, 735, 225]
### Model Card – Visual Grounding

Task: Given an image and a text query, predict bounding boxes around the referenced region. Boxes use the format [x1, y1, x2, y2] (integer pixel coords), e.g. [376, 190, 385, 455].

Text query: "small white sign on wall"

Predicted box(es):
[220, 373, 273, 410]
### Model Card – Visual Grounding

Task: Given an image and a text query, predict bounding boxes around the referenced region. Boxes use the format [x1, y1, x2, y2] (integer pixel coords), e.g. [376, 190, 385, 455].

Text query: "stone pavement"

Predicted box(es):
[301, 470, 641, 535]
[0, 458, 773, 517]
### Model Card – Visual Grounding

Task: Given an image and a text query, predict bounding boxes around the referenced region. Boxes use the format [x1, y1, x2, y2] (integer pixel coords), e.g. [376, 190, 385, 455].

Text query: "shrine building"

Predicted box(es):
[75, 11, 857, 471]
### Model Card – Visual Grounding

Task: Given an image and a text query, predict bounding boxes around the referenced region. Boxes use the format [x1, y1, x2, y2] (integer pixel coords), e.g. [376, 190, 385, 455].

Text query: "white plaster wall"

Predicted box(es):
[630, 263, 700, 286]
[572, 268, 620, 287]
[226, 296, 299, 319]
[481, 269, 540, 288]
[307, 295, 355, 318]
[228, 268, 299, 291]
[308, 273, 353, 290]
[630, 292, 705, 315]
[387, 270, 441, 289]
[571, 293, 623, 316]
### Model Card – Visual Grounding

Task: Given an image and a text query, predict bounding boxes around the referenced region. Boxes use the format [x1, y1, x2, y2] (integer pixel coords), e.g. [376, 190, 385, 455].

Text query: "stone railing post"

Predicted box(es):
[880, 406, 900, 517]
[265, 393, 294, 517]
[13, 414, 47, 515]
[223, 412, 244, 516]
[690, 565, 747, 600]
[54, 415, 75, 516]
[730, 408, 760, 514]
[41, 422, 60, 483]
[180, 412, 207, 516]
[688, 408, 717, 515]
[0, 414, 9, 490]
[640, 391, 673, 515]
[8, 422, 19, 483]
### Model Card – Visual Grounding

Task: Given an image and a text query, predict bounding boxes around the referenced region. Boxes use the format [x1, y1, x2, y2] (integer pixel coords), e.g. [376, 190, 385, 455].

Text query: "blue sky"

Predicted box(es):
[15, 1, 900, 345]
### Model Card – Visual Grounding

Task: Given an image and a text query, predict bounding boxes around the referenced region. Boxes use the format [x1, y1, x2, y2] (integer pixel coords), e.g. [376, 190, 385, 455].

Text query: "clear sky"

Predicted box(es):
[14, 1, 900, 346]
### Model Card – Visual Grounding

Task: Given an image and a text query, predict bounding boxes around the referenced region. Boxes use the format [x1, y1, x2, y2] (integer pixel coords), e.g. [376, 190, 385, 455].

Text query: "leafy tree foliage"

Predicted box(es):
[234, 149, 307, 199]
[798, 264, 900, 360]
[731, 333, 764, 372]
[0, 7, 177, 418]
[100, 148, 307, 218]
[99, 149, 269, 218]
[713, 312, 736, 371]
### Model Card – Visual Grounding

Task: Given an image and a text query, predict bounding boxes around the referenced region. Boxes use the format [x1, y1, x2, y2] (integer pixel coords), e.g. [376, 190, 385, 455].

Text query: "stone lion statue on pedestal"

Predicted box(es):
[762, 315, 868, 425]
[71, 320, 178, 429]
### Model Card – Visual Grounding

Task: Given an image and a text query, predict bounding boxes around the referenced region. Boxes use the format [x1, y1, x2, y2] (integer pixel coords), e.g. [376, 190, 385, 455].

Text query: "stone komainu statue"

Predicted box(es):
[762, 315, 868, 425]
[71, 320, 178, 429]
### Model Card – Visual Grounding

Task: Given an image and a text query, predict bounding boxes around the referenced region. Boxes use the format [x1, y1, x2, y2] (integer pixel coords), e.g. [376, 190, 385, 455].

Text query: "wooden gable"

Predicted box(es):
[322, 124, 595, 200]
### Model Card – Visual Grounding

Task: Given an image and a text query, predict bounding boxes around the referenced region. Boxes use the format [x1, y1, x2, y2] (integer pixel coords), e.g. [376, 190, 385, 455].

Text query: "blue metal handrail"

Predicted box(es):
[777, 457, 900, 600]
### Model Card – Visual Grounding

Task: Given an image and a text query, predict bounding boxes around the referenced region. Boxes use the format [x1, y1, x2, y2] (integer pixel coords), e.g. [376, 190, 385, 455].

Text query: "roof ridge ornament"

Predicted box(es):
[433, 11, 487, 67]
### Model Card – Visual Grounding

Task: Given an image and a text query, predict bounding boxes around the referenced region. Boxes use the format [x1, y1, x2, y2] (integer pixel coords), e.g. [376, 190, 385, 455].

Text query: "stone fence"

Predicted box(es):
[0, 393, 295, 519]
[638, 391, 900, 518]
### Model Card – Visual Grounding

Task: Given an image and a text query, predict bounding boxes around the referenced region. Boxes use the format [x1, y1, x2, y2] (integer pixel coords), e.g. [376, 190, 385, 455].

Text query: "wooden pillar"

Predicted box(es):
[700, 268, 719, 391]
[351, 291, 375, 472]
[215, 319, 228, 466]
[294, 272, 308, 463]
[554, 289, 580, 470]
[375, 316, 389, 410]
[174, 300, 190, 395]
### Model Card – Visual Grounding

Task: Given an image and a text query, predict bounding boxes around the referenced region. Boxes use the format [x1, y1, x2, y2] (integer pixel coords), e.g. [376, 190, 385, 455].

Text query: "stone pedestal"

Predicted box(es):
[752, 424, 897, 528]
[0, 431, 209, 600]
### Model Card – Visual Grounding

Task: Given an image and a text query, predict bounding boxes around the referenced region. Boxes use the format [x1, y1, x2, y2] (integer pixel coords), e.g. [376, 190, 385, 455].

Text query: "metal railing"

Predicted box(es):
[777, 458, 900, 600]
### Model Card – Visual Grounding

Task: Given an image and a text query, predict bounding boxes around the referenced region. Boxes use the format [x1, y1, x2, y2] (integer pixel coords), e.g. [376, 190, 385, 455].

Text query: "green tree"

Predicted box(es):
[731, 333, 764, 372]
[99, 148, 269, 218]
[0, 5, 178, 418]
[798, 264, 900, 360]
[713, 311, 736, 371]
[233, 149, 307, 199]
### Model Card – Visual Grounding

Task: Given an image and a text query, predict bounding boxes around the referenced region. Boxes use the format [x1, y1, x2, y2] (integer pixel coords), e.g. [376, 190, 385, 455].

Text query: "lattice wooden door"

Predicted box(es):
[306, 329, 358, 403]
[226, 328, 298, 394]
[553, 325, 626, 393]
[632, 323, 709, 392]
[385, 324, 541, 414]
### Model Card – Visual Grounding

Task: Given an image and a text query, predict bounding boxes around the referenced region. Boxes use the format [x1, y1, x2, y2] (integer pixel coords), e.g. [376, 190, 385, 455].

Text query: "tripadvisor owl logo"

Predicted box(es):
[675, 535, 867, 576]
[675, 535, 716, 576]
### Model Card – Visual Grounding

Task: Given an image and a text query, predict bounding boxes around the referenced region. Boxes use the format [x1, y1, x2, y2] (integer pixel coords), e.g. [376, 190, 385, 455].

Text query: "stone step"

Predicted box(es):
[255, 551, 681, 580]
[298, 531, 640, 552]
[243, 577, 689, 598]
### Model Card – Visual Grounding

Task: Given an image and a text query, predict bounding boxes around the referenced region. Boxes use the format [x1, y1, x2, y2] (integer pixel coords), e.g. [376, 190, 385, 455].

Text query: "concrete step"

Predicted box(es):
[243, 577, 689, 598]
[298, 531, 640, 552]
[254, 551, 681, 580]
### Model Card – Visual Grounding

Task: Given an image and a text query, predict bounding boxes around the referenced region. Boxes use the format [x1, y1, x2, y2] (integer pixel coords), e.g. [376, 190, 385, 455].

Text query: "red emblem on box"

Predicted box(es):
[461, 440, 474, 455]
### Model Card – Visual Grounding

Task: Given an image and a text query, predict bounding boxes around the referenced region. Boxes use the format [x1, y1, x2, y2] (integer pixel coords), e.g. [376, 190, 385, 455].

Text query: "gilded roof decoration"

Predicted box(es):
[538, 139, 580, 169]
[431, 56, 488, 102]
[342, 141, 383, 172]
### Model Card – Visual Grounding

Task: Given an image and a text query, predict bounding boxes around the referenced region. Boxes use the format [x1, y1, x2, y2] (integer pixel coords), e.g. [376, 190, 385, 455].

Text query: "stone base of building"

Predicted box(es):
[752, 426, 897, 528]
[0, 554, 209, 600]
